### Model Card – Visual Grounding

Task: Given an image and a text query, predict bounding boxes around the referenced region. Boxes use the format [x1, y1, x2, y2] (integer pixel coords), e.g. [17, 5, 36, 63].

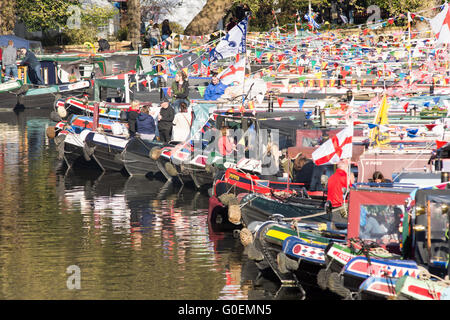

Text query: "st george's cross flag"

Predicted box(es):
[429, 3, 450, 45]
[209, 17, 248, 62]
[312, 125, 353, 165]
[218, 57, 246, 85]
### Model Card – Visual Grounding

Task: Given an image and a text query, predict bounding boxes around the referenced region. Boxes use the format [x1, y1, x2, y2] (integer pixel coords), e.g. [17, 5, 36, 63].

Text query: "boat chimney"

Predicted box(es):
[159, 76, 164, 100]
[346, 89, 353, 102]
[410, 106, 417, 117]
[267, 91, 274, 112]
[442, 172, 449, 182]
[320, 109, 326, 127]
[314, 105, 320, 116]
[93, 102, 99, 131]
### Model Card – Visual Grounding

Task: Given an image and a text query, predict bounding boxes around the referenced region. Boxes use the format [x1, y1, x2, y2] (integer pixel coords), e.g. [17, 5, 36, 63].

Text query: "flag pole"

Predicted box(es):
[407, 12, 412, 86]
[344, 118, 354, 214]
[241, 17, 249, 111]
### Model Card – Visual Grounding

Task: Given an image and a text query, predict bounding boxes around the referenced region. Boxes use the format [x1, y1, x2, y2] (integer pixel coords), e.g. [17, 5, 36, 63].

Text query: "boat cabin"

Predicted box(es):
[346, 185, 417, 254]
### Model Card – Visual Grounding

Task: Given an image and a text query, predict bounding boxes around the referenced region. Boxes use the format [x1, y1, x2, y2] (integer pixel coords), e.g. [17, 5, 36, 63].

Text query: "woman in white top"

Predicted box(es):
[172, 102, 192, 142]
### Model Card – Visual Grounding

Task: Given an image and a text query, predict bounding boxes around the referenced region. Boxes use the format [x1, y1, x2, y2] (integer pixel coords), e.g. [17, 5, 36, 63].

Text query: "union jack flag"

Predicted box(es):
[304, 12, 320, 29]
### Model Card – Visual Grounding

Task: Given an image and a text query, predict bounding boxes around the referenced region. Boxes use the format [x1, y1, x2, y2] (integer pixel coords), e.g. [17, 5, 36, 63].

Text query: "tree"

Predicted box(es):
[184, 0, 235, 35]
[369, 0, 439, 17]
[16, 0, 80, 32]
[127, 0, 141, 49]
[63, 5, 118, 45]
[0, 0, 16, 34]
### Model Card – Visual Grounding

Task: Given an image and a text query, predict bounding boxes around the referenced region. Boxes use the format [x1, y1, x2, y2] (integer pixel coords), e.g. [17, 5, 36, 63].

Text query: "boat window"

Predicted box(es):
[302, 136, 320, 148]
[359, 204, 403, 246]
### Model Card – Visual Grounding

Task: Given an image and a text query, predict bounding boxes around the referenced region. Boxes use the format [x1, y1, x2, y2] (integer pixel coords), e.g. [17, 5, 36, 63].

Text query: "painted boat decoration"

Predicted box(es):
[68, 115, 124, 133]
[358, 276, 398, 299]
[0, 79, 23, 93]
[63, 96, 131, 119]
[394, 276, 450, 300]
[282, 235, 327, 265]
[343, 256, 420, 280]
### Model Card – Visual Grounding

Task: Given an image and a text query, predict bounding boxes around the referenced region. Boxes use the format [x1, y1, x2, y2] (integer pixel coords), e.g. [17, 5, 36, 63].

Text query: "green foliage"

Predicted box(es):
[237, 0, 331, 31]
[81, 5, 118, 29]
[235, 0, 433, 31]
[117, 26, 129, 41]
[0, 0, 16, 34]
[16, 0, 80, 31]
[368, 0, 439, 17]
[63, 26, 98, 45]
[62, 5, 118, 45]
[170, 22, 185, 35]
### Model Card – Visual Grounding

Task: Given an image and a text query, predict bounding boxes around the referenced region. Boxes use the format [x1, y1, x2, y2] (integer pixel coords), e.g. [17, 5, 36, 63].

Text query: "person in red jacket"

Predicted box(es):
[326, 160, 354, 214]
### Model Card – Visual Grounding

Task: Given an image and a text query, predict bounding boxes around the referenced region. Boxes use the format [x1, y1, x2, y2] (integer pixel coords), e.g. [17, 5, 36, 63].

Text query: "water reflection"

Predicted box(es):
[0, 109, 307, 300]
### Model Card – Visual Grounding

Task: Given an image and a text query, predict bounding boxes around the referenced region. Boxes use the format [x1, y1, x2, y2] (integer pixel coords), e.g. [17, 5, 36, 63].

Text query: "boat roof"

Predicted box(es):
[353, 183, 418, 194]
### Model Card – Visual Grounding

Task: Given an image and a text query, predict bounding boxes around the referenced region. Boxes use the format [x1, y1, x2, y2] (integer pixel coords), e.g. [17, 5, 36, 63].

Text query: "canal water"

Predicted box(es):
[0, 108, 312, 300]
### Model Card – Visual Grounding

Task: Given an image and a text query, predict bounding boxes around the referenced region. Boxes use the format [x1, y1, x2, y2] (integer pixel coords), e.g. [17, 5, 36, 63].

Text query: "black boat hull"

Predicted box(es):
[122, 137, 170, 179]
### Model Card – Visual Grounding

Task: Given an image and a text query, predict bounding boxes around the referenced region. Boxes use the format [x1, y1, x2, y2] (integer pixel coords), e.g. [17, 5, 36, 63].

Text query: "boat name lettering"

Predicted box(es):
[228, 173, 240, 181]
[331, 249, 352, 263]
[365, 161, 382, 165]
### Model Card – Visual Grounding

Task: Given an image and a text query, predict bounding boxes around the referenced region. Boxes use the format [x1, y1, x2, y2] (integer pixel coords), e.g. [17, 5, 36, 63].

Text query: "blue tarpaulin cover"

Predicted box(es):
[0, 35, 42, 52]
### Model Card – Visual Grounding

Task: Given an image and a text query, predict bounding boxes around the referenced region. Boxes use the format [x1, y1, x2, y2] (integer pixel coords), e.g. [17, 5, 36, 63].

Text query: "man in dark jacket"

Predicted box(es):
[98, 37, 110, 52]
[157, 97, 175, 142]
[19, 48, 43, 85]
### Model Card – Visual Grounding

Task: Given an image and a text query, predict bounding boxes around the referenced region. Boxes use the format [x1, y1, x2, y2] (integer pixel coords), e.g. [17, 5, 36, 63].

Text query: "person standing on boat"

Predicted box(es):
[161, 19, 172, 52]
[127, 100, 141, 137]
[19, 48, 43, 85]
[136, 105, 156, 141]
[203, 72, 228, 101]
[171, 70, 190, 113]
[217, 126, 236, 157]
[326, 160, 354, 215]
[172, 102, 192, 142]
[2, 40, 18, 81]
[293, 156, 316, 189]
[158, 97, 175, 142]
[146, 23, 161, 54]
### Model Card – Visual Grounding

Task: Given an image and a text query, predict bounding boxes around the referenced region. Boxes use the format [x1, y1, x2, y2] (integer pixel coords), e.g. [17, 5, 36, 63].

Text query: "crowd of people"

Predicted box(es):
[126, 68, 194, 144]
[142, 18, 172, 54]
